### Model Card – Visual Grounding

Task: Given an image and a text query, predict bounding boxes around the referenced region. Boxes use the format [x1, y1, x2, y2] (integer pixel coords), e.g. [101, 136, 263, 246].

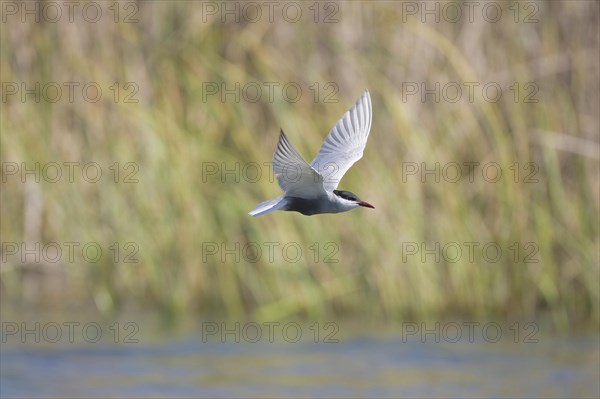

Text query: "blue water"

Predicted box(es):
[1, 326, 598, 398]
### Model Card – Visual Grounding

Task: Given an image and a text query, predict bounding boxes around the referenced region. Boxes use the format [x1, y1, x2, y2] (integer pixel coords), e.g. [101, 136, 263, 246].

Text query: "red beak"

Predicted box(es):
[358, 201, 375, 209]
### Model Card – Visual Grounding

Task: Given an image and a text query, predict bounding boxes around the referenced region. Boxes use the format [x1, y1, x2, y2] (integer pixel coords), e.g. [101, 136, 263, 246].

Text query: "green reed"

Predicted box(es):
[1, 2, 598, 330]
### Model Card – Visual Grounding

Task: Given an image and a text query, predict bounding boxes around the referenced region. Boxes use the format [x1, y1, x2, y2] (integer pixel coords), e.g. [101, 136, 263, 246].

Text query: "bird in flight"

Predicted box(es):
[249, 89, 375, 216]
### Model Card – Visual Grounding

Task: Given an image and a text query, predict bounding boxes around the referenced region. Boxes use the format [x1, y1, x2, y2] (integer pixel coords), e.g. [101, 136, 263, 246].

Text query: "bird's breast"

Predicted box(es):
[283, 196, 331, 215]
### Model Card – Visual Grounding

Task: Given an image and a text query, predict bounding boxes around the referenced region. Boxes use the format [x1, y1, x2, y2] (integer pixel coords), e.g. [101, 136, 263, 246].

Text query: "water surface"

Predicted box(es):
[1, 319, 598, 398]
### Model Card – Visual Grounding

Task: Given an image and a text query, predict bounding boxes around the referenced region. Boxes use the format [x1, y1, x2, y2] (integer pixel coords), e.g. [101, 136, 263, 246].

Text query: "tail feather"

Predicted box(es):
[248, 196, 287, 217]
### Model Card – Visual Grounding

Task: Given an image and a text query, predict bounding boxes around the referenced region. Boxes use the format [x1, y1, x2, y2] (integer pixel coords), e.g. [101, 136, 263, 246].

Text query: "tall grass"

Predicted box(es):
[1, 1, 598, 329]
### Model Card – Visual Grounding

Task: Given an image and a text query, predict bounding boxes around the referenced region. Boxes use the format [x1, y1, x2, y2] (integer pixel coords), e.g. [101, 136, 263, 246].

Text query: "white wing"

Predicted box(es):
[310, 89, 372, 192]
[272, 129, 326, 199]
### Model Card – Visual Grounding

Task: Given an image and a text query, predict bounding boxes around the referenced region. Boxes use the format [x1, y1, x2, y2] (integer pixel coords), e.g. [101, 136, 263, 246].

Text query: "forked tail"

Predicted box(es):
[248, 196, 287, 217]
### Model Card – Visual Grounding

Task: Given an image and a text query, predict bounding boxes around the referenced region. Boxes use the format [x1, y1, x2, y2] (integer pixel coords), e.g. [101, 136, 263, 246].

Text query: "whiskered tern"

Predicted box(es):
[249, 89, 374, 216]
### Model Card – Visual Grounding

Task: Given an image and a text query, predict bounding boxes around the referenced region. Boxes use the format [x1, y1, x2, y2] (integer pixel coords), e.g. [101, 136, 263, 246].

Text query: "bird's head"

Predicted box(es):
[333, 190, 375, 210]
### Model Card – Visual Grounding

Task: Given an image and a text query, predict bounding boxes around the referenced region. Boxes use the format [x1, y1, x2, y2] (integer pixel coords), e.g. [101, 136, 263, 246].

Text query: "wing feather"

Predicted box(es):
[310, 90, 372, 191]
[272, 129, 325, 198]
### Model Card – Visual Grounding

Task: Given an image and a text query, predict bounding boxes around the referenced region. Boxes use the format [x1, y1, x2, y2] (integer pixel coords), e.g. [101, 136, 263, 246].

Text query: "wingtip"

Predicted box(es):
[362, 89, 372, 109]
[360, 89, 371, 104]
[277, 129, 288, 148]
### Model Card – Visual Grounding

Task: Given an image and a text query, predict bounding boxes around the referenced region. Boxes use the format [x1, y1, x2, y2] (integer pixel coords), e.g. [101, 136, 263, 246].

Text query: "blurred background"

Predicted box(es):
[1, 1, 599, 397]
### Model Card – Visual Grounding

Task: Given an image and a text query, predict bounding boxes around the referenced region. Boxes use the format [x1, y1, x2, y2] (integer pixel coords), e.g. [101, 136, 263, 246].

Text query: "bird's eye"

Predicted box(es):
[334, 190, 358, 202]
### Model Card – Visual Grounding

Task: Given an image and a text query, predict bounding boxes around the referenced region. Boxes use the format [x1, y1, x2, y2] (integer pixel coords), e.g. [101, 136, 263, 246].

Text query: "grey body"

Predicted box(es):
[284, 196, 330, 216]
[284, 190, 363, 215]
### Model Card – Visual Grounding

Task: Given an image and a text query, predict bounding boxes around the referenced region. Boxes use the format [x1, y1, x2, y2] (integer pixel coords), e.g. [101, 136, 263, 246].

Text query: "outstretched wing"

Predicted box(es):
[272, 129, 326, 199]
[310, 89, 372, 192]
